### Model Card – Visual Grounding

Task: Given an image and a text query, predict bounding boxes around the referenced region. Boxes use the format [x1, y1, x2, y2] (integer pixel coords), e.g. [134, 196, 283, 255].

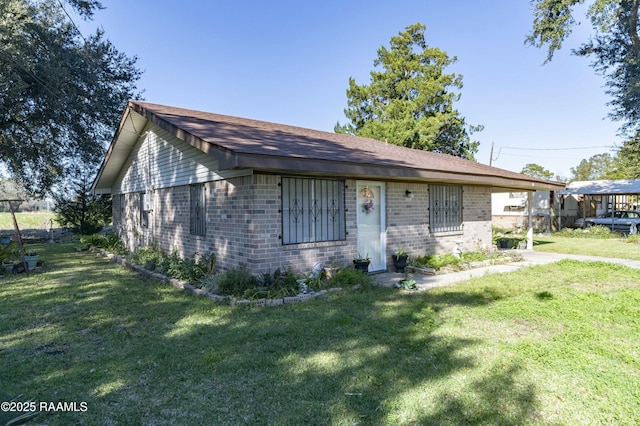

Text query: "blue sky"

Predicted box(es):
[78, 0, 621, 179]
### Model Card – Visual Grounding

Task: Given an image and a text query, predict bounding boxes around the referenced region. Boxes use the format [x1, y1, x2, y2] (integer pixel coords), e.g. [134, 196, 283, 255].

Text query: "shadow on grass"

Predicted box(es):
[0, 243, 541, 424]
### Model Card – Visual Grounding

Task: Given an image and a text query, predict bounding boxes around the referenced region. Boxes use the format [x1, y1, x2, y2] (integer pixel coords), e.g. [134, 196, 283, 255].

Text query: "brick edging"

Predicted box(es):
[93, 248, 340, 307]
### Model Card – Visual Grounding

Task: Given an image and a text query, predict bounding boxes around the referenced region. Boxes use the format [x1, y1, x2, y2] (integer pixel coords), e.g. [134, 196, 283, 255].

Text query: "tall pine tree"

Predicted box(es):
[335, 23, 481, 160]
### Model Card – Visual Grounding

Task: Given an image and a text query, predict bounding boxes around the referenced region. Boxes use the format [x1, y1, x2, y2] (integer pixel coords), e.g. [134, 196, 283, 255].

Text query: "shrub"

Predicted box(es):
[128, 245, 215, 284]
[412, 253, 461, 270]
[81, 232, 126, 254]
[128, 244, 162, 270]
[201, 264, 258, 296]
[165, 250, 215, 283]
[202, 266, 304, 299]
[328, 267, 375, 288]
[0, 241, 18, 264]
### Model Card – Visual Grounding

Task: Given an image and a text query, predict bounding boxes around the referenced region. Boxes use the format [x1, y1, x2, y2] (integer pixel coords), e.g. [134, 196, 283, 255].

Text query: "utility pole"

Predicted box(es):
[489, 142, 494, 166]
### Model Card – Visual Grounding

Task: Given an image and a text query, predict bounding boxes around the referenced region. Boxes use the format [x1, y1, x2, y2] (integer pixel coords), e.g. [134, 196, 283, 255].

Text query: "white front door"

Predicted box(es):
[356, 181, 386, 272]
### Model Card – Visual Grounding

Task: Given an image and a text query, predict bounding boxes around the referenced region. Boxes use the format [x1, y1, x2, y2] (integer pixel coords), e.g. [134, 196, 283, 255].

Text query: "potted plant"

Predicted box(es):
[0, 241, 16, 272]
[23, 250, 38, 271]
[396, 270, 417, 290]
[392, 248, 409, 273]
[353, 253, 370, 273]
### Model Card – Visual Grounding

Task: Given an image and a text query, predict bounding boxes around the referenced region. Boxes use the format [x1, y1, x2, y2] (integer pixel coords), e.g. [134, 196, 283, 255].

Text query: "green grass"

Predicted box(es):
[1, 244, 639, 424]
[412, 251, 520, 271]
[535, 234, 640, 260]
[0, 211, 57, 231]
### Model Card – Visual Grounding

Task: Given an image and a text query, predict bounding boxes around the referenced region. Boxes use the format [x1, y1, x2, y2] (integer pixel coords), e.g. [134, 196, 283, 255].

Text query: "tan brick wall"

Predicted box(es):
[456, 185, 493, 252]
[386, 182, 430, 258]
[246, 175, 357, 273]
[385, 183, 493, 262]
[114, 176, 494, 275]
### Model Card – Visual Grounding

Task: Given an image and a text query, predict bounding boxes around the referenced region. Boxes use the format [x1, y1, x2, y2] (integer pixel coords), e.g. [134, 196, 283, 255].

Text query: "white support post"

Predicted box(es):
[527, 191, 533, 250]
[558, 193, 562, 231]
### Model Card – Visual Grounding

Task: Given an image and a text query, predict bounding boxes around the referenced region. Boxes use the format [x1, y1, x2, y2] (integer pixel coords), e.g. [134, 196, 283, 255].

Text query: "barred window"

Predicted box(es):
[119, 194, 125, 223]
[281, 177, 346, 245]
[190, 183, 206, 236]
[139, 192, 149, 228]
[429, 185, 462, 233]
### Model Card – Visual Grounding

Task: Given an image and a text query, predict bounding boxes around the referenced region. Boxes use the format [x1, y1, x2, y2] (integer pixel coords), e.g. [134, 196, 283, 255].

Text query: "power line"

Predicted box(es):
[498, 152, 589, 160]
[498, 145, 614, 151]
[57, 0, 87, 43]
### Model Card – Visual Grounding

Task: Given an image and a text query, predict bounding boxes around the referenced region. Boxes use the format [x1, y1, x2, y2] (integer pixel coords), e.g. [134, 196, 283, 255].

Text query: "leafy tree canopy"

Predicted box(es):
[0, 0, 141, 195]
[616, 136, 640, 177]
[570, 152, 627, 180]
[520, 163, 554, 180]
[526, 0, 640, 135]
[335, 23, 481, 160]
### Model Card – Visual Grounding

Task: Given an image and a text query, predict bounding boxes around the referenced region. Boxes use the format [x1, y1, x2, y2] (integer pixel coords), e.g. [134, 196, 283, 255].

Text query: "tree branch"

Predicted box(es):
[629, 0, 640, 56]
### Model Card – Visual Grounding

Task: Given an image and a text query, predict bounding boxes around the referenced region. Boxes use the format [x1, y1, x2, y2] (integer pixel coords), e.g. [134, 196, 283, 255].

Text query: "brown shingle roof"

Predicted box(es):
[95, 100, 565, 192]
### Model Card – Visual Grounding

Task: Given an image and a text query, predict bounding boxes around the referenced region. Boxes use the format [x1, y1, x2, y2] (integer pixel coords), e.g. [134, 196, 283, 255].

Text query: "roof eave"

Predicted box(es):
[92, 101, 140, 194]
[229, 153, 565, 191]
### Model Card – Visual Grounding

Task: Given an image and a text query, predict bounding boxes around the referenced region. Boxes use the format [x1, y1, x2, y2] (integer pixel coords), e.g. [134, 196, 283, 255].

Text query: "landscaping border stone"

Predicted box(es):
[94, 248, 335, 307]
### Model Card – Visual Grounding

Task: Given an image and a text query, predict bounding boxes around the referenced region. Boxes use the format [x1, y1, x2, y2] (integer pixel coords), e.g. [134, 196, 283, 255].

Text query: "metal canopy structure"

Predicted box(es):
[558, 179, 640, 196]
[557, 179, 640, 229]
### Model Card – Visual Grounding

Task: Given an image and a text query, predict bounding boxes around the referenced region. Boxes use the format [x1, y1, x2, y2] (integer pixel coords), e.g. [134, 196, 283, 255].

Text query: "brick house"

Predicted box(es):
[93, 101, 564, 274]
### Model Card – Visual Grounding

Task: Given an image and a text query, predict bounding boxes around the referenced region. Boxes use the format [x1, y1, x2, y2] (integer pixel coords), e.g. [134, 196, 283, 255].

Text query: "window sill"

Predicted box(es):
[430, 230, 464, 237]
[282, 240, 348, 250]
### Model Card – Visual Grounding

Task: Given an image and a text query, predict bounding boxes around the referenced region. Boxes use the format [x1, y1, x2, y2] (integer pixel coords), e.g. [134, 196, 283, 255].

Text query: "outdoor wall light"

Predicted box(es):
[405, 190, 413, 199]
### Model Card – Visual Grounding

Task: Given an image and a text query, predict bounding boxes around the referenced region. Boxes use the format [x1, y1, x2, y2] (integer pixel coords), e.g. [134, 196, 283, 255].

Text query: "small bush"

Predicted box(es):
[80, 231, 127, 254]
[0, 241, 18, 264]
[412, 253, 461, 270]
[128, 245, 215, 284]
[201, 264, 258, 296]
[202, 266, 303, 299]
[328, 267, 375, 288]
[129, 244, 166, 272]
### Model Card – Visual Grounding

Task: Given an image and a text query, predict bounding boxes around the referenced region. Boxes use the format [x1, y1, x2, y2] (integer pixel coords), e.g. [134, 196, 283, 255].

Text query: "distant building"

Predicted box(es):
[493, 179, 640, 231]
[492, 190, 578, 231]
[559, 179, 640, 219]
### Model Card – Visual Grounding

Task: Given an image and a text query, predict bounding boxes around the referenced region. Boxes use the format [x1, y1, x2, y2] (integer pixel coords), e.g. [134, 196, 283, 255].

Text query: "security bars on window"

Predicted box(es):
[281, 177, 346, 245]
[139, 192, 148, 228]
[190, 183, 206, 236]
[429, 185, 462, 233]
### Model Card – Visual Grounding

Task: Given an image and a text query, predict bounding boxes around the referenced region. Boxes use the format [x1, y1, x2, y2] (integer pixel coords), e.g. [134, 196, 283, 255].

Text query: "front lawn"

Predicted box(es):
[0, 211, 57, 231]
[1, 243, 639, 424]
[534, 234, 640, 260]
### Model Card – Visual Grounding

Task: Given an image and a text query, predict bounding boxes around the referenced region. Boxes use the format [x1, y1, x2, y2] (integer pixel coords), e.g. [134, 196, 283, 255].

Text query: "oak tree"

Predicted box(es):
[527, 0, 640, 134]
[0, 0, 141, 195]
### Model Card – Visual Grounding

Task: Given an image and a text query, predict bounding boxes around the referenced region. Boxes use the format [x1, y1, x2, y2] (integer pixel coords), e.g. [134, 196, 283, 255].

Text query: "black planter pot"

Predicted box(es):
[353, 259, 370, 273]
[392, 254, 409, 273]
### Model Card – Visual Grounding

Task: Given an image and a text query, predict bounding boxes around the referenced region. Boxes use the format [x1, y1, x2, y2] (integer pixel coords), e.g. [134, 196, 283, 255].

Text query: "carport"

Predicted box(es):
[558, 179, 640, 228]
